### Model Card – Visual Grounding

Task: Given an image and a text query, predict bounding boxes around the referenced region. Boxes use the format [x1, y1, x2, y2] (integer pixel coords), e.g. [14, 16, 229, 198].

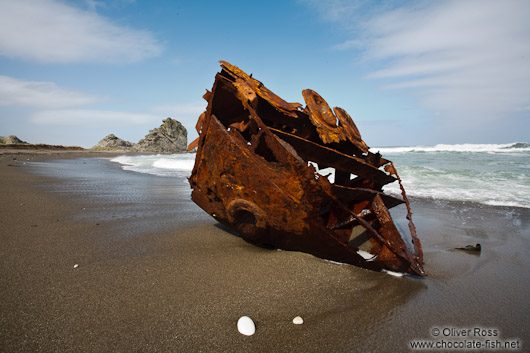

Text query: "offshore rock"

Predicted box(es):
[92, 134, 134, 151]
[135, 118, 187, 153]
[91, 118, 188, 153]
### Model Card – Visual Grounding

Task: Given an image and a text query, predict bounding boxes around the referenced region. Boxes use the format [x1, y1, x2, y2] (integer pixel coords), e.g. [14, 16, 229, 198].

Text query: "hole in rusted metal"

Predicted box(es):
[233, 209, 257, 227]
[254, 135, 278, 163]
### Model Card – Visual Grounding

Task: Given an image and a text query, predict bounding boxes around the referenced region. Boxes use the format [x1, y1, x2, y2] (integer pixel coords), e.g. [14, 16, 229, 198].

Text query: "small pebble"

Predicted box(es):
[293, 316, 304, 325]
[73, 264, 79, 268]
[237, 316, 255, 336]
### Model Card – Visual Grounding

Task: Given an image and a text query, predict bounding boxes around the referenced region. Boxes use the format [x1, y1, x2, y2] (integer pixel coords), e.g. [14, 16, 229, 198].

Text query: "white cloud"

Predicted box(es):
[0, 0, 162, 63]
[0, 75, 99, 108]
[305, 0, 530, 130]
[31, 109, 160, 125]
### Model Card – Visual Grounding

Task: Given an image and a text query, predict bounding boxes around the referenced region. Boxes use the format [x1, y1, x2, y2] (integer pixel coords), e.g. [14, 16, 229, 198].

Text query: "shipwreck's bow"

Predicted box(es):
[188, 61, 425, 276]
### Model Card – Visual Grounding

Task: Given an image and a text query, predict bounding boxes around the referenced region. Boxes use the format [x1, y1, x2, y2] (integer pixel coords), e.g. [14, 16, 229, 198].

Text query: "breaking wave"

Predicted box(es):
[375, 143, 530, 208]
[110, 154, 195, 177]
[374, 142, 530, 154]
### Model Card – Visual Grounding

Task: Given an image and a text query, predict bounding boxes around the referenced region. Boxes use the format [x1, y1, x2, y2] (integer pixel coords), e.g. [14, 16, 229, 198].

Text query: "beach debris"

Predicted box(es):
[292, 316, 304, 325]
[237, 316, 256, 336]
[454, 244, 481, 252]
[188, 61, 425, 276]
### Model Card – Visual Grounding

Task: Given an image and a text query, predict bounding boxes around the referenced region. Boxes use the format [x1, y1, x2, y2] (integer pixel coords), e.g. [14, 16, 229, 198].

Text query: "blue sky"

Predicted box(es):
[1, 0, 529, 148]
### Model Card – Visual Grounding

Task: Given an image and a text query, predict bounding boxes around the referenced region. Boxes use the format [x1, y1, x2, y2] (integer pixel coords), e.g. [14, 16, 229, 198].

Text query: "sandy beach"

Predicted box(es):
[1, 151, 529, 352]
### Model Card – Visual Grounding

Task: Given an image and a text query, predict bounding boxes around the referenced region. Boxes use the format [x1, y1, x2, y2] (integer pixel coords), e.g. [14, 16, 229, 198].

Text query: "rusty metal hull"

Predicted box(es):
[188, 61, 425, 276]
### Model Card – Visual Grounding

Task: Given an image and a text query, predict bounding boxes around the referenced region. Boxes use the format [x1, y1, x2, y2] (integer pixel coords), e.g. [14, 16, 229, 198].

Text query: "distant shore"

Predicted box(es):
[0, 142, 85, 151]
[0, 146, 147, 162]
[1, 151, 529, 352]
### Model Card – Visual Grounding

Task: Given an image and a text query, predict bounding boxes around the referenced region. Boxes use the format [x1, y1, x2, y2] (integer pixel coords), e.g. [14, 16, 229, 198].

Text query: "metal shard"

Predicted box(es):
[188, 61, 425, 276]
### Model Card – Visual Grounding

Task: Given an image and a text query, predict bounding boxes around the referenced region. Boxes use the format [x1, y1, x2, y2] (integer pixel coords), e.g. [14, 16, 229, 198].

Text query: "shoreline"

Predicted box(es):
[1, 152, 529, 352]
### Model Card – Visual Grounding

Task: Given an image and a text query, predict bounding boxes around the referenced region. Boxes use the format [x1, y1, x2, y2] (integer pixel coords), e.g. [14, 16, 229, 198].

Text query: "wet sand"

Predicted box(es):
[1, 151, 529, 352]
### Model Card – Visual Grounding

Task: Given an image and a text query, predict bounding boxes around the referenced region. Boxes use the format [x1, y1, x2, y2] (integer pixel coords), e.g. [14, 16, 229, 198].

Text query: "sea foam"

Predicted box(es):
[110, 154, 195, 177]
[377, 143, 530, 208]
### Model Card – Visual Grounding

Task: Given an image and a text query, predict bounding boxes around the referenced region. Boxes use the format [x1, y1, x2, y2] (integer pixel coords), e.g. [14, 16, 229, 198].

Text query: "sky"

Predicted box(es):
[1, 0, 529, 148]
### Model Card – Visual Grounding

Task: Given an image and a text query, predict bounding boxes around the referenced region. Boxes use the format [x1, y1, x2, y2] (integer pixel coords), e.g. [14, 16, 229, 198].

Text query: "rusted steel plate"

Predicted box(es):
[188, 61, 425, 276]
[330, 185, 404, 209]
[333, 107, 369, 153]
[220, 61, 302, 117]
[269, 128, 396, 187]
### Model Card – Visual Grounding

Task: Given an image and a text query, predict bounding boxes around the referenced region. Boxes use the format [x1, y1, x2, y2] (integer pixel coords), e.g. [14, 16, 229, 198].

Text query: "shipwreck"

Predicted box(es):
[187, 61, 425, 276]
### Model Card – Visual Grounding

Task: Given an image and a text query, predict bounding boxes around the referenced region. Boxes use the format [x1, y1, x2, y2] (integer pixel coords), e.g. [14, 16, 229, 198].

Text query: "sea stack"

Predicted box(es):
[91, 118, 188, 153]
[135, 118, 187, 153]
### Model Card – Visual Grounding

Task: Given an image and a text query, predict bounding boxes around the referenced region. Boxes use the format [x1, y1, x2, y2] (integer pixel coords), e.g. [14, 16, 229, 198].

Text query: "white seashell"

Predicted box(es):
[292, 316, 304, 325]
[237, 316, 255, 336]
[73, 264, 79, 268]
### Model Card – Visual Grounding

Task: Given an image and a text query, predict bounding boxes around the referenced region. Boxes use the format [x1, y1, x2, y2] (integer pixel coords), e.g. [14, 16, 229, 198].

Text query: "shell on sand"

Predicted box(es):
[237, 316, 255, 336]
[292, 316, 304, 325]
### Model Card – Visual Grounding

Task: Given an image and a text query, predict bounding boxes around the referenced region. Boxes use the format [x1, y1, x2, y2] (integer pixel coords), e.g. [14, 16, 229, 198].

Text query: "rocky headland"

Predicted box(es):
[92, 118, 187, 153]
[1, 118, 187, 154]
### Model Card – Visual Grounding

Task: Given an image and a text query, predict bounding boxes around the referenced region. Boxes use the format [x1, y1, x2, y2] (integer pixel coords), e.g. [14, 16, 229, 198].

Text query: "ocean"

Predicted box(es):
[110, 142, 530, 209]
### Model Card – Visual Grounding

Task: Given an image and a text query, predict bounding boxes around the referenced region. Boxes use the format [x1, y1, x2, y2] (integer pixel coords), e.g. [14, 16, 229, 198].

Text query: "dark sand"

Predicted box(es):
[1, 151, 529, 352]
